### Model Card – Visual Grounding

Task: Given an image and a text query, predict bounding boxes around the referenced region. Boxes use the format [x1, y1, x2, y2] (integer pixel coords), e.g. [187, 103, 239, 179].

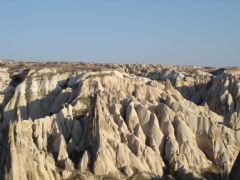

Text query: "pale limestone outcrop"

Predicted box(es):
[0, 61, 240, 180]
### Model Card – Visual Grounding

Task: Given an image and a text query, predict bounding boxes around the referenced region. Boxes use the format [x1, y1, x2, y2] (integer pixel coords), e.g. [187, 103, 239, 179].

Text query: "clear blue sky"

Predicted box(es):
[0, 0, 239, 66]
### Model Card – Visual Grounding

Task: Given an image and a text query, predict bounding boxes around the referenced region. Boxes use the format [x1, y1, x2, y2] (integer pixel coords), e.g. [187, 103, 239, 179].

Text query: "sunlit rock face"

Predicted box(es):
[0, 60, 240, 180]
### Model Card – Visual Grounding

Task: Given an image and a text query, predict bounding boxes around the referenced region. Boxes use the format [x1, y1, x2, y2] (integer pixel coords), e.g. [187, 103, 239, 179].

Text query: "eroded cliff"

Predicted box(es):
[0, 60, 240, 180]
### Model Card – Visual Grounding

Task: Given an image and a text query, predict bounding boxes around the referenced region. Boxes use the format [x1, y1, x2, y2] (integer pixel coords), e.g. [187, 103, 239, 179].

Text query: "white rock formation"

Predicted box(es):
[0, 60, 239, 180]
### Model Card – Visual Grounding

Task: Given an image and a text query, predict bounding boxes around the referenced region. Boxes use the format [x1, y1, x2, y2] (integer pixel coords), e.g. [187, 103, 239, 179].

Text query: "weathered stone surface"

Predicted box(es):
[0, 60, 240, 179]
[122, 165, 133, 177]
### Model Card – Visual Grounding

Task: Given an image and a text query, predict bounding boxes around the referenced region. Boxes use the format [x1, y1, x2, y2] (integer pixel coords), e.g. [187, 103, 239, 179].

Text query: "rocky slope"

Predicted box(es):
[0, 60, 240, 180]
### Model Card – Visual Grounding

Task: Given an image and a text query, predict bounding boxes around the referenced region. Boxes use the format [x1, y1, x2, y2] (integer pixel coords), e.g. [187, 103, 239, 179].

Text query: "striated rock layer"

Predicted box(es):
[0, 60, 240, 180]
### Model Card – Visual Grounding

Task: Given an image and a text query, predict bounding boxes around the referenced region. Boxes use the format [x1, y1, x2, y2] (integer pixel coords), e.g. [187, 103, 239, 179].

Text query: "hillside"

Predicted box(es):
[0, 60, 240, 180]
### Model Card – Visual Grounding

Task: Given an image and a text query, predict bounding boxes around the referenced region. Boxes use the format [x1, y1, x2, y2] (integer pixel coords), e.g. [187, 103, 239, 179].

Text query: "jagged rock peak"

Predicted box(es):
[0, 60, 240, 180]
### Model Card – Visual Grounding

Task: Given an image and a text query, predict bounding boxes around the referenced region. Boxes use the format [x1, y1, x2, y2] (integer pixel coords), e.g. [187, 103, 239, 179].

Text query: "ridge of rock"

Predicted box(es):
[0, 60, 240, 180]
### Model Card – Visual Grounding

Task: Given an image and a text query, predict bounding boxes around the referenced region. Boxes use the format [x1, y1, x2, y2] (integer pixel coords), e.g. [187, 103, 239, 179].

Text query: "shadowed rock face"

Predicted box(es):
[0, 60, 240, 180]
[229, 152, 240, 180]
